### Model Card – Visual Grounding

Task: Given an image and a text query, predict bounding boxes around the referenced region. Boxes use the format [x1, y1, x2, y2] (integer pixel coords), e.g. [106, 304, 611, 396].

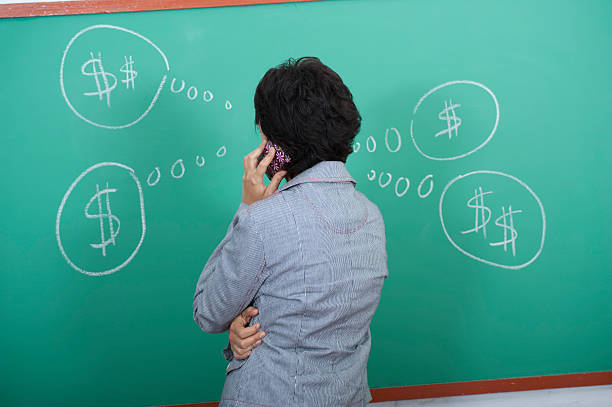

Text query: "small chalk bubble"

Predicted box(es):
[216, 145, 227, 157]
[203, 90, 214, 102]
[225, 100, 232, 110]
[187, 86, 198, 100]
[171, 158, 185, 179]
[195, 155, 205, 167]
[147, 167, 161, 186]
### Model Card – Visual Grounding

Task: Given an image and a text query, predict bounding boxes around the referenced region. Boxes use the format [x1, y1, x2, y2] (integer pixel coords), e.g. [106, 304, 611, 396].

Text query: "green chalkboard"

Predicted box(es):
[1, 0, 611, 405]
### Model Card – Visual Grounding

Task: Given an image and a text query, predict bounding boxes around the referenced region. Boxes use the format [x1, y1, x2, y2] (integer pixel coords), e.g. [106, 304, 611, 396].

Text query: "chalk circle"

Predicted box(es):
[366, 136, 377, 152]
[353, 142, 361, 153]
[147, 167, 161, 186]
[439, 170, 546, 270]
[187, 86, 198, 100]
[56, 162, 146, 276]
[203, 90, 214, 102]
[410, 80, 499, 161]
[378, 172, 392, 188]
[417, 174, 434, 198]
[395, 177, 410, 197]
[60, 24, 170, 129]
[367, 170, 376, 181]
[195, 155, 206, 167]
[171, 158, 185, 178]
[216, 146, 227, 157]
[225, 100, 232, 110]
[385, 128, 402, 153]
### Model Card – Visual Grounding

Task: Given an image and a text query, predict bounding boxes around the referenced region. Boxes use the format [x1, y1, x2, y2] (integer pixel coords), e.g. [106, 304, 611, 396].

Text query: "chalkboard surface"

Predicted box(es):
[1, 1, 611, 406]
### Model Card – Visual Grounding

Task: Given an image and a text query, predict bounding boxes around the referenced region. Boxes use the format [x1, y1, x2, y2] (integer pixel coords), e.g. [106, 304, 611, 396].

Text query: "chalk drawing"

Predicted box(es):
[147, 167, 161, 186]
[367, 169, 376, 181]
[439, 170, 546, 269]
[378, 172, 392, 188]
[395, 177, 410, 197]
[203, 90, 214, 102]
[171, 159, 185, 178]
[410, 80, 499, 160]
[417, 174, 434, 198]
[384, 128, 402, 152]
[489, 205, 522, 256]
[120, 55, 137, 90]
[460, 186, 493, 238]
[434, 100, 462, 140]
[225, 100, 232, 110]
[56, 162, 146, 276]
[84, 182, 120, 257]
[81, 51, 116, 107]
[366, 136, 377, 152]
[60, 25, 170, 129]
[353, 142, 361, 153]
[196, 155, 206, 167]
[216, 146, 227, 158]
[187, 86, 198, 100]
[170, 78, 185, 93]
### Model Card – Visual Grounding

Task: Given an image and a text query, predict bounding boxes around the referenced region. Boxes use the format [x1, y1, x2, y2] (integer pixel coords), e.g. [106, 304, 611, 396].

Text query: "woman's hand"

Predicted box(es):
[229, 306, 266, 360]
[242, 139, 287, 205]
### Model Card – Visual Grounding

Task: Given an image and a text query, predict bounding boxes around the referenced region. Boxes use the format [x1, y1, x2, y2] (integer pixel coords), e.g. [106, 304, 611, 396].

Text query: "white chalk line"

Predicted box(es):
[409, 80, 500, 161]
[56, 162, 146, 276]
[366, 135, 377, 152]
[385, 128, 401, 153]
[171, 158, 185, 178]
[203, 90, 214, 102]
[170, 78, 185, 93]
[147, 167, 161, 186]
[378, 172, 392, 188]
[395, 177, 410, 197]
[417, 174, 434, 198]
[187, 86, 198, 100]
[60, 24, 170, 129]
[439, 170, 546, 270]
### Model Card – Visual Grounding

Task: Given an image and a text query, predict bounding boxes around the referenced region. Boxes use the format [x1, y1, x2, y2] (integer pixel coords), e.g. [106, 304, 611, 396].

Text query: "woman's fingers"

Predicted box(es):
[232, 330, 265, 359]
[265, 170, 288, 196]
[256, 146, 275, 177]
[240, 306, 259, 325]
[244, 139, 267, 171]
[237, 322, 261, 339]
[238, 330, 266, 350]
[234, 350, 250, 360]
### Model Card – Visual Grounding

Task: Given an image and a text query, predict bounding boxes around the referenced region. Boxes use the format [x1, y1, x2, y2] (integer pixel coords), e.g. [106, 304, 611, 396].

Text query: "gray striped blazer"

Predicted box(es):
[193, 160, 388, 407]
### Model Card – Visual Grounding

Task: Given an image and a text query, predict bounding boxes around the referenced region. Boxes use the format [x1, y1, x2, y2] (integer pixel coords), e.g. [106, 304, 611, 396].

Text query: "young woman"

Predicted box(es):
[193, 57, 388, 407]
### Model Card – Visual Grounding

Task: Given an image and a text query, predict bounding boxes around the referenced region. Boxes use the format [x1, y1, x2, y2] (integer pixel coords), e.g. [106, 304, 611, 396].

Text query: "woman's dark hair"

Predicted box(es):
[254, 57, 361, 179]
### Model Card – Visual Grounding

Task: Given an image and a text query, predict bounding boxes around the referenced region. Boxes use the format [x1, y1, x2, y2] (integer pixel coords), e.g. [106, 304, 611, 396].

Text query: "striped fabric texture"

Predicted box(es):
[193, 161, 388, 407]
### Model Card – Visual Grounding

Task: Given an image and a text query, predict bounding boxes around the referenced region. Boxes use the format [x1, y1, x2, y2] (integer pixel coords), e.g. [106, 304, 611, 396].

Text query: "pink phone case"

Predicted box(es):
[261, 141, 291, 180]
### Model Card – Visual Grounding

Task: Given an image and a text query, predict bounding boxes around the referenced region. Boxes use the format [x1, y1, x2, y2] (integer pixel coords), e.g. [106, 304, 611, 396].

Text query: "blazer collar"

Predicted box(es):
[277, 161, 356, 192]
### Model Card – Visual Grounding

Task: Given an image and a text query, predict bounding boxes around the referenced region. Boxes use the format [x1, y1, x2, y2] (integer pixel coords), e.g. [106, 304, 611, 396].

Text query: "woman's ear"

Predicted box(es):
[257, 123, 268, 144]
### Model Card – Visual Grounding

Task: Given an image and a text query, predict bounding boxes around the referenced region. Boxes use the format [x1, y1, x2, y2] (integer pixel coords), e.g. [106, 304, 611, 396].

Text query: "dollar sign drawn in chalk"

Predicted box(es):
[461, 186, 492, 238]
[81, 51, 117, 107]
[489, 205, 522, 256]
[434, 99, 462, 140]
[120, 55, 138, 90]
[84, 182, 120, 257]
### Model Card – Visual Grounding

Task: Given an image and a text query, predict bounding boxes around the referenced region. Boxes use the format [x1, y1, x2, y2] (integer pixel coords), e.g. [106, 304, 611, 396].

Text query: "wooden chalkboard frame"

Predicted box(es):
[0, 0, 323, 18]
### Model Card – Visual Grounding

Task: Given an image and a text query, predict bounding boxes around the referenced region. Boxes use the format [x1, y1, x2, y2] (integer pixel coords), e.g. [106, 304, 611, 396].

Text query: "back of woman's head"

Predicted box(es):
[254, 57, 362, 179]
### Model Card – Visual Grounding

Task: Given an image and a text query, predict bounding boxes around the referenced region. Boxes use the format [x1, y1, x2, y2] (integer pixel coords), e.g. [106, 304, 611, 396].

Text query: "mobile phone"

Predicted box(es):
[258, 141, 291, 180]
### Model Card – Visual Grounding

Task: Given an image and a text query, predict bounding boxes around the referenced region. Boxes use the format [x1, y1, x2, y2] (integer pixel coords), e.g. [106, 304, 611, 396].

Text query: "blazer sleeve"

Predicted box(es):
[192, 202, 266, 334]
